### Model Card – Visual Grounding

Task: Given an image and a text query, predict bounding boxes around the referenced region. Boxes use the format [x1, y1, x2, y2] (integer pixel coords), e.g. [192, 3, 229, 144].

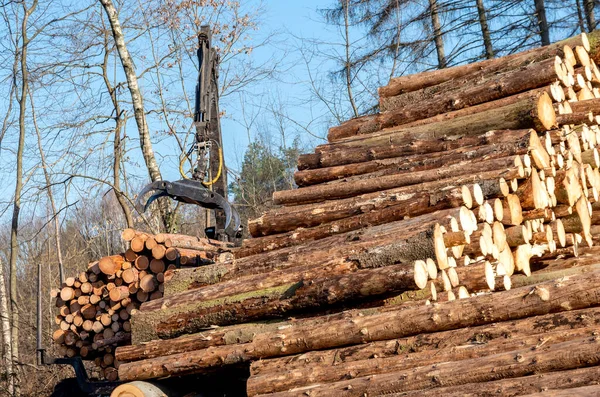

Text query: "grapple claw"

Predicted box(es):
[135, 179, 241, 238]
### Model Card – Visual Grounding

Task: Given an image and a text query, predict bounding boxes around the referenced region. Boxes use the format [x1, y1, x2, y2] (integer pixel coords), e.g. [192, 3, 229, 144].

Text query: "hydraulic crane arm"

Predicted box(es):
[136, 26, 241, 240]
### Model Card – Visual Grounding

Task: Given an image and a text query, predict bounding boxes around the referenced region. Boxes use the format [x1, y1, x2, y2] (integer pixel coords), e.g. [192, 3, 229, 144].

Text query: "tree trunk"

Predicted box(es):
[246, 326, 598, 395]
[10, 3, 38, 393]
[377, 32, 594, 98]
[0, 259, 14, 396]
[576, 0, 587, 33]
[534, 0, 551, 46]
[330, 67, 557, 141]
[428, 0, 447, 69]
[568, 97, 600, 113]
[475, 0, 494, 59]
[99, 0, 172, 231]
[584, 0, 596, 32]
[116, 271, 600, 380]
[254, 337, 600, 397]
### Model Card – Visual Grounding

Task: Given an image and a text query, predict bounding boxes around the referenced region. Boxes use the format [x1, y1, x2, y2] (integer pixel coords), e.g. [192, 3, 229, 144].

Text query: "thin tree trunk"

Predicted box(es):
[29, 89, 65, 284]
[584, 0, 596, 32]
[0, 259, 14, 396]
[101, 28, 134, 228]
[10, 3, 38, 394]
[99, 0, 172, 231]
[475, 0, 494, 59]
[344, 0, 359, 117]
[576, 0, 587, 33]
[428, 0, 447, 68]
[534, 0, 550, 46]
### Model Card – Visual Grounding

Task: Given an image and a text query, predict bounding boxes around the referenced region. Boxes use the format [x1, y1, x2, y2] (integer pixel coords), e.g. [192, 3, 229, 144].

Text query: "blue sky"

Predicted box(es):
[0, 0, 358, 225]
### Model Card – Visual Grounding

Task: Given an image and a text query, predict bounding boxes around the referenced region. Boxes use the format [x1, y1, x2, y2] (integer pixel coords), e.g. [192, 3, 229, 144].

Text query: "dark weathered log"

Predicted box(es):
[329, 70, 556, 142]
[117, 270, 600, 380]
[378, 33, 591, 98]
[246, 326, 598, 396]
[254, 336, 600, 397]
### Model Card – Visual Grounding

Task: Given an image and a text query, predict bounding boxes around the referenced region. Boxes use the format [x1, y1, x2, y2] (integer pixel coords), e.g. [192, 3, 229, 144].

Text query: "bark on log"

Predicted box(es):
[133, 256, 429, 340]
[330, 367, 600, 397]
[237, 187, 467, 257]
[301, 128, 535, 170]
[294, 139, 530, 187]
[569, 97, 600, 113]
[378, 33, 592, 98]
[253, 336, 600, 397]
[519, 385, 600, 397]
[117, 270, 600, 380]
[329, 70, 556, 142]
[251, 178, 483, 237]
[117, 302, 600, 366]
[246, 326, 598, 396]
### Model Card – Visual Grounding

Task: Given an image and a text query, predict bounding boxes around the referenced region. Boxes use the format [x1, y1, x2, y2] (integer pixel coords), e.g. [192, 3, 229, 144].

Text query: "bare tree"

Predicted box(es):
[29, 89, 65, 284]
[98, 0, 173, 231]
[9, 3, 38, 394]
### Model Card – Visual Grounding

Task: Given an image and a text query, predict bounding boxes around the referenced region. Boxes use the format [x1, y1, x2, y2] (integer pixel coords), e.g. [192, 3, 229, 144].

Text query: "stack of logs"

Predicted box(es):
[64, 30, 600, 395]
[52, 230, 231, 380]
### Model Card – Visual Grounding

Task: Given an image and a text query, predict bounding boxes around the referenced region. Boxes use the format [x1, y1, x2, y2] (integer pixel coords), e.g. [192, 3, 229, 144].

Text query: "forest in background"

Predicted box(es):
[0, 0, 598, 395]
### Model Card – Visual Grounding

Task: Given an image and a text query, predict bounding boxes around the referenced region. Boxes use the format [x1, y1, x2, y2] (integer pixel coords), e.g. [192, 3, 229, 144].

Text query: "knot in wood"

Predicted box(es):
[515, 354, 525, 363]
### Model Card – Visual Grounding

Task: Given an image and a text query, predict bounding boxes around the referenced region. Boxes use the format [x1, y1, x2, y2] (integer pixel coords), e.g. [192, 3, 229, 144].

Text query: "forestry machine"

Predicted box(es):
[135, 25, 241, 242]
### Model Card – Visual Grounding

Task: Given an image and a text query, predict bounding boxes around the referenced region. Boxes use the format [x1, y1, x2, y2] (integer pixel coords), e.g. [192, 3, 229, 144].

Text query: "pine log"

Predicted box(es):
[134, 257, 430, 340]
[118, 302, 600, 365]
[329, 69, 557, 142]
[117, 270, 600, 380]
[378, 33, 592, 98]
[237, 187, 467, 257]
[163, 209, 470, 298]
[556, 111, 593, 125]
[519, 385, 600, 397]
[246, 326, 598, 395]
[295, 140, 530, 187]
[569, 97, 600, 114]
[251, 177, 481, 236]
[98, 255, 125, 276]
[301, 128, 536, 170]
[156, 233, 231, 252]
[254, 336, 600, 397]
[332, 367, 600, 397]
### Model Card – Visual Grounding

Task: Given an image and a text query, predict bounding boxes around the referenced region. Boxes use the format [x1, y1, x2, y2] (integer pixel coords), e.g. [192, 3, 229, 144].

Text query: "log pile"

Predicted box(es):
[73, 31, 600, 394]
[51, 230, 231, 380]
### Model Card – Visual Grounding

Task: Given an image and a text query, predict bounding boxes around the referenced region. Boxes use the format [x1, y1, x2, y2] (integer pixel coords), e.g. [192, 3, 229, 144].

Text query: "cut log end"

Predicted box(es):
[537, 91, 557, 131]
